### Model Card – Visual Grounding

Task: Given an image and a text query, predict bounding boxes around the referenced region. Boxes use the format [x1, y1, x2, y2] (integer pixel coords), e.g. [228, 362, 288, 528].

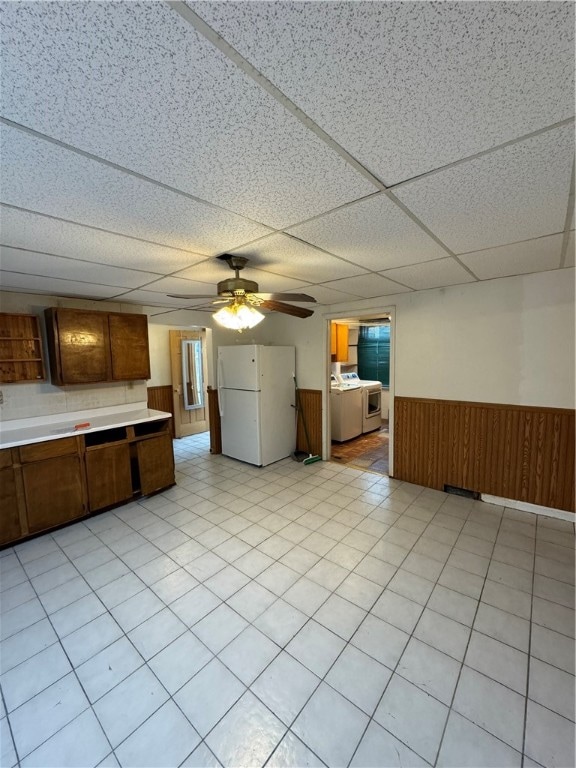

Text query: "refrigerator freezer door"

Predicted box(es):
[220, 388, 262, 466]
[218, 345, 260, 391]
[260, 347, 297, 465]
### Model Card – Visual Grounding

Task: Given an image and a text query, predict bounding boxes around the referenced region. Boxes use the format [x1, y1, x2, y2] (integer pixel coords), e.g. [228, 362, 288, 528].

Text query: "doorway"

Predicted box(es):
[169, 329, 209, 438]
[327, 312, 394, 476]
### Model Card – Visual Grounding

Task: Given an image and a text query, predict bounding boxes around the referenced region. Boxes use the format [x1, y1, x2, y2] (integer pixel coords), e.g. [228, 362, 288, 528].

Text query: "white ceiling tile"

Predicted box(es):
[0, 271, 121, 299]
[1, 125, 272, 254]
[0, 206, 207, 274]
[108, 289, 213, 309]
[192, 1, 574, 183]
[147, 309, 214, 323]
[287, 194, 447, 270]
[173, 260, 309, 293]
[0, 246, 158, 289]
[459, 234, 564, 280]
[296, 284, 364, 305]
[565, 231, 575, 268]
[173, 259, 253, 284]
[395, 125, 574, 253]
[1, 1, 374, 228]
[381, 258, 476, 290]
[230, 234, 367, 282]
[132, 276, 218, 296]
[320, 273, 411, 299]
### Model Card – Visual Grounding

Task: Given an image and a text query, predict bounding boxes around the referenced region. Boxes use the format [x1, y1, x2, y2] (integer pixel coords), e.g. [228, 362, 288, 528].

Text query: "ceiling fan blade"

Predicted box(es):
[166, 294, 220, 299]
[260, 300, 314, 318]
[252, 293, 317, 303]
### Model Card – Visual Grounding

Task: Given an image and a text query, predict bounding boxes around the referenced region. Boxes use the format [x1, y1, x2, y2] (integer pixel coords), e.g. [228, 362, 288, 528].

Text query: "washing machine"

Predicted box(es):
[330, 379, 363, 442]
[337, 373, 382, 433]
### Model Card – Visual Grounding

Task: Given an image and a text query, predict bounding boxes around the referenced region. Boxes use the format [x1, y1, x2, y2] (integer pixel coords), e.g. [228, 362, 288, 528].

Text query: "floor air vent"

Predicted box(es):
[443, 484, 480, 500]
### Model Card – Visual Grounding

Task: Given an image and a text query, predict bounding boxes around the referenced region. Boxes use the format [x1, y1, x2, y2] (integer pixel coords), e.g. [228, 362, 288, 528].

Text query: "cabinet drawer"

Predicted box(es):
[0, 448, 13, 470]
[19, 437, 79, 463]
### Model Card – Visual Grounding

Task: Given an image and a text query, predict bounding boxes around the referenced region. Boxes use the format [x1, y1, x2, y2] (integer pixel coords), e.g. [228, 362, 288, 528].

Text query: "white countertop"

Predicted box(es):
[0, 403, 172, 450]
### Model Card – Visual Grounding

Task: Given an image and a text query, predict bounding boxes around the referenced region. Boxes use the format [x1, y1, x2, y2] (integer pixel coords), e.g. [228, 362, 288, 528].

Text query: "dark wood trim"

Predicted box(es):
[296, 389, 322, 457]
[394, 396, 575, 513]
[147, 385, 175, 438]
[207, 387, 222, 454]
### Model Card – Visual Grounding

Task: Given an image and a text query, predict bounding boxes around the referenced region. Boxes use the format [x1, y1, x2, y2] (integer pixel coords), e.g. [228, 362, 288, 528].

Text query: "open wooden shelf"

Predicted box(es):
[0, 314, 46, 383]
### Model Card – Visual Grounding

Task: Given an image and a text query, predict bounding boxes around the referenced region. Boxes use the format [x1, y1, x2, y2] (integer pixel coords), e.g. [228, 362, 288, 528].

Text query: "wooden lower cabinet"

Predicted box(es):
[86, 444, 133, 511]
[0, 467, 23, 545]
[23, 455, 86, 533]
[138, 434, 175, 496]
[0, 418, 175, 547]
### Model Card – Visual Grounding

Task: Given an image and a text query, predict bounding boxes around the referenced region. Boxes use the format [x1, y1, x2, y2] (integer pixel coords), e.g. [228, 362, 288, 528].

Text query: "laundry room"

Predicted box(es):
[329, 316, 392, 474]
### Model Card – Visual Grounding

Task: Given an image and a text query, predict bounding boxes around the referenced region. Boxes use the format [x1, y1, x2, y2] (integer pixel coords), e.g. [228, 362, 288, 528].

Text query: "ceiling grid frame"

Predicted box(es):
[0, 0, 573, 310]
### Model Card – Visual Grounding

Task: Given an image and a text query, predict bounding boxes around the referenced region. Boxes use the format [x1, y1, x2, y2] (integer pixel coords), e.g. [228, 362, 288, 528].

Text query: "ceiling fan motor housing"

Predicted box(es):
[217, 277, 259, 296]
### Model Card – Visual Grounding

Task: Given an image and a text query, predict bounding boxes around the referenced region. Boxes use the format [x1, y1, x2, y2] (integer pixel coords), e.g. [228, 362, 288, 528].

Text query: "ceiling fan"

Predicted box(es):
[168, 254, 316, 319]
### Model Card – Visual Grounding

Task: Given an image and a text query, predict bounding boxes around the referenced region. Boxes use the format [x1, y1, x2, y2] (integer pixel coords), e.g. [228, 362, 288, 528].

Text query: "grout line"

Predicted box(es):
[3, 441, 574, 768]
[521, 521, 539, 765]
[431, 507, 506, 765]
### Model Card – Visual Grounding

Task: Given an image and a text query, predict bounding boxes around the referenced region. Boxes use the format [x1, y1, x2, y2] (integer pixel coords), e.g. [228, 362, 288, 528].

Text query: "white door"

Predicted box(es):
[220, 388, 262, 465]
[218, 345, 260, 391]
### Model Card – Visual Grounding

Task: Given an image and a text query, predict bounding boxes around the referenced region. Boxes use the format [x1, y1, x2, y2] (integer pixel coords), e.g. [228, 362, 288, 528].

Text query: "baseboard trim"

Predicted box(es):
[482, 494, 575, 522]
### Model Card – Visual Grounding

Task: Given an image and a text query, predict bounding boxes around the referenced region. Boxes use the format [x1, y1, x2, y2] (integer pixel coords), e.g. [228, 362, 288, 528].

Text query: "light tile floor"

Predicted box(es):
[1, 433, 575, 768]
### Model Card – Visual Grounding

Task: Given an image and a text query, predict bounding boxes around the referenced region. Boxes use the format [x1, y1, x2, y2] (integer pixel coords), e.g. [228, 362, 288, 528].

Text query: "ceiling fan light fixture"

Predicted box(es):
[213, 298, 265, 331]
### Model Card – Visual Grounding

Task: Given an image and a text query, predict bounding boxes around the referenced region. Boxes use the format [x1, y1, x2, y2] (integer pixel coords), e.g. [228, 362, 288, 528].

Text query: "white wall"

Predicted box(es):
[147, 308, 269, 388]
[249, 312, 326, 390]
[2, 268, 572, 422]
[0, 291, 148, 421]
[215, 269, 575, 409]
[327, 269, 575, 409]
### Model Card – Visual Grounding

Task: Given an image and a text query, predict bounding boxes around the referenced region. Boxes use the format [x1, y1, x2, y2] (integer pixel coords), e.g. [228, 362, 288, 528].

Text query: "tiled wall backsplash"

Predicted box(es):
[0, 380, 148, 422]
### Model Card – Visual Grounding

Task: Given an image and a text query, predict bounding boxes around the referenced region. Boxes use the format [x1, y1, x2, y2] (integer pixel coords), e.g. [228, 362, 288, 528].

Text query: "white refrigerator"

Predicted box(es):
[217, 345, 296, 467]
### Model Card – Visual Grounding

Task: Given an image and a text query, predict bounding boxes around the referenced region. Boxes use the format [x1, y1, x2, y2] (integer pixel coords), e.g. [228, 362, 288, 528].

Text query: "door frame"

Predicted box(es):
[169, 328, 210, 438]
[323, 307, 396, 476]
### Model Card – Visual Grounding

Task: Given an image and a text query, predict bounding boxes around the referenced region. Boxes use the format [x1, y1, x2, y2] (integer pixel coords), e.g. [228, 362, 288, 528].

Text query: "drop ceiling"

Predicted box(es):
[0, 1, 574, 317]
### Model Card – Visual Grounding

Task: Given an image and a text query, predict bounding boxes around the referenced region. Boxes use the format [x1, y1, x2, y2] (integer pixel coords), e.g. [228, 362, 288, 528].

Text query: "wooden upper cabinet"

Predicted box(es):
[331, 323, 349, 362]
[0, 313, 46, 384]
[45, 308, 150, 385]
[46, 308, 108, 384]
[109, 313, 150, 381]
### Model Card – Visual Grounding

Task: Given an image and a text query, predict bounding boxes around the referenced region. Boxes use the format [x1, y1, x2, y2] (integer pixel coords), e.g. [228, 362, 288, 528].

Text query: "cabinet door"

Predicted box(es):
[336, 325, 349, 362]
[56, 309, 109, 383]
[86, 444, 133, 511]
[137, 435, 175, 496]
[23, 455, 86, 534]
[109, 314, 150, 380]
[0, 467, 23, 545]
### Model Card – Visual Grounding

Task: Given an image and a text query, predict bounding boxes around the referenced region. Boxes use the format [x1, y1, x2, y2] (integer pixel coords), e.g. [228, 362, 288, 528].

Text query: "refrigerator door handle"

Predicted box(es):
[217, 358, 224, 418]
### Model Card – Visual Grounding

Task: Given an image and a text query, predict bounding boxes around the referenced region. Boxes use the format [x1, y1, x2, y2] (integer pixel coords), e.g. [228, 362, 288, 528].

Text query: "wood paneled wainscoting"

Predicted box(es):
[204, 387, 321, 459]
[394, 397, 575, 513]
[207, 387, 222, 454]
[147, 386, 175, 438]
[296, 389, 322, 458]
